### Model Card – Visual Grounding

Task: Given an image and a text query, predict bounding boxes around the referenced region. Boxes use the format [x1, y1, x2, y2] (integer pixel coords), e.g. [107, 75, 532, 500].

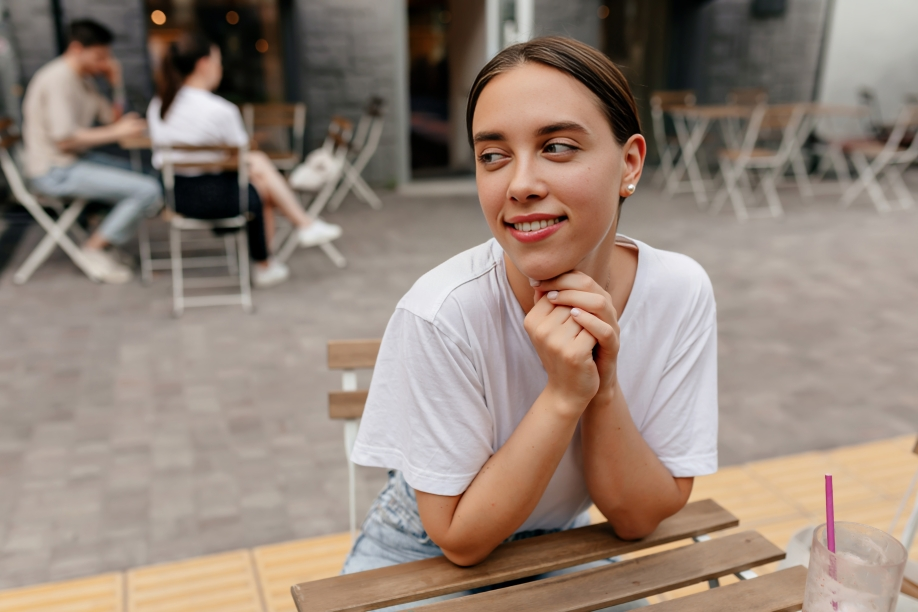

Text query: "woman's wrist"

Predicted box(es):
[540, 385, 590, 420]
[587, 382, 619, 411]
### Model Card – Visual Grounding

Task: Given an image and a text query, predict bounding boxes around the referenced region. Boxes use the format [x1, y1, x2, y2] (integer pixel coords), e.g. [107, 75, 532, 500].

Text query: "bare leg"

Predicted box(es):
[248, 151, 313, 228]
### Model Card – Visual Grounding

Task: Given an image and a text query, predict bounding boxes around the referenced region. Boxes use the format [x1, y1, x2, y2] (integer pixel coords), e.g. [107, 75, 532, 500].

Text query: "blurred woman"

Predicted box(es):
[147, 32, 341, 287]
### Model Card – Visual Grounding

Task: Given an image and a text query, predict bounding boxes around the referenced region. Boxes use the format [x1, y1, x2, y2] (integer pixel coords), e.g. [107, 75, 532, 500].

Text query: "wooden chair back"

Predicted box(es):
[327, 339, 380, 419]
[157, 144, 249, 213]
[242, 102, 307, 165]
[650, 89, 696, 112]
[727, 87, 768, 106]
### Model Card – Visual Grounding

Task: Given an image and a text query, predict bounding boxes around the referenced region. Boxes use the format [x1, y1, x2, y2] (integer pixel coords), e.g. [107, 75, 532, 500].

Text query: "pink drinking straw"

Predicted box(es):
[826, 474, 838, 611]
[826, 474, 836, 553]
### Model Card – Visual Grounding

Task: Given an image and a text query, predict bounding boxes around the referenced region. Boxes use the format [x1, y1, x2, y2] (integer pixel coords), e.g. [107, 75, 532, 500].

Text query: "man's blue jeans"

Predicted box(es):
[31, 160, 162, 246]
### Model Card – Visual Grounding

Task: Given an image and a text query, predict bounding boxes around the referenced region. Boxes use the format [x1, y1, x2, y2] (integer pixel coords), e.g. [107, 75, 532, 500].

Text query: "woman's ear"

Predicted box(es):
[618, 134, 646, 199]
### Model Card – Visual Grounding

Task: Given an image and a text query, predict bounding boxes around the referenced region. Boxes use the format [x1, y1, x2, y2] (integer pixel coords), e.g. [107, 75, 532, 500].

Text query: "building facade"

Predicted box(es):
[2, 0, 838, 186]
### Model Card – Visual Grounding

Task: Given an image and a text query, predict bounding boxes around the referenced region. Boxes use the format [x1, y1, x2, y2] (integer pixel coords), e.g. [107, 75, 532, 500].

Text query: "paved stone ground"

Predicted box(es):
[0, 181, 916, 589]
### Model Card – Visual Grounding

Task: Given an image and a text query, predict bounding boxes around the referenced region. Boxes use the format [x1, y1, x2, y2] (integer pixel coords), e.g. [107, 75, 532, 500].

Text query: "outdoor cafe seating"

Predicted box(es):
[652, 87, 918, 221]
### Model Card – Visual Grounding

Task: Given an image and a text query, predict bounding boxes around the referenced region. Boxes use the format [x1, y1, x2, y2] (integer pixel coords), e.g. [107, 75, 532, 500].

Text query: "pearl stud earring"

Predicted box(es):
[625, 184, 636, 195]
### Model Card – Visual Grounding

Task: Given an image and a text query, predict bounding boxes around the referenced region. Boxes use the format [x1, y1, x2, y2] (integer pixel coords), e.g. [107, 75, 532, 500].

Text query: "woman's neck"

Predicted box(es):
[183, 74, 211, 91]
[506, 227, 637, 317]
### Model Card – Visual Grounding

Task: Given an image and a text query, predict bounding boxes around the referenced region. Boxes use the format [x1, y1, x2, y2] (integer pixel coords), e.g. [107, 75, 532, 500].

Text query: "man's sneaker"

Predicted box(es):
[80, 247, 133, 284]
[253, 260, 290, 288]
[298, 219, 342, 248]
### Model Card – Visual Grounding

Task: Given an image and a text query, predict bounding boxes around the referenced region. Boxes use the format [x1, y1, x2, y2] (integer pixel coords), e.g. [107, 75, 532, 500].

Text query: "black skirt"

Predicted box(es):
[173, 172, 267, 261]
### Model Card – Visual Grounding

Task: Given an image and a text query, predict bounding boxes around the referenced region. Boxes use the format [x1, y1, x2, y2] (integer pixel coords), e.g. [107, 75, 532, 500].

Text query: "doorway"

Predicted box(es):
[144, 0, 288, 105]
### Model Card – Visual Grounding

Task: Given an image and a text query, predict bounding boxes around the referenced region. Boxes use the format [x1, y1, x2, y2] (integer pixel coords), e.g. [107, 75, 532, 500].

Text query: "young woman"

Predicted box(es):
[147, 32, 341, 288]
[345, 36, 718, 603]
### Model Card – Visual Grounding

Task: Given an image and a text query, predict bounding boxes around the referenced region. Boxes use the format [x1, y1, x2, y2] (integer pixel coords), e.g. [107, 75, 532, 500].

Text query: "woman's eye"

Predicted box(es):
[478, 152, 506, 164]
[544, 142, 576, 154]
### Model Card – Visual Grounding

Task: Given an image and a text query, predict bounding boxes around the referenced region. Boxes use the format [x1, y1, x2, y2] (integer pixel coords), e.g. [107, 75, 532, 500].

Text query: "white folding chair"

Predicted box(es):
[327, 96, 385, 212]
[839, 105, 918, 213]
[711, 103, 809, 221]
[159, 144, 253, 316]
[327, 339, 381, 541]
[650, 90, 696, 189]
[241, 102, 307, 173]
[0, 122, 98, 284]
[274, 117, 352, 267]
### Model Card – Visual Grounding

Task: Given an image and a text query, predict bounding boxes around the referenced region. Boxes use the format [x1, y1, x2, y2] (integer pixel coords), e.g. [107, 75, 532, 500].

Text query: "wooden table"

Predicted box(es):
[666, 105, 757, 207]
[291, 499, 807, 612]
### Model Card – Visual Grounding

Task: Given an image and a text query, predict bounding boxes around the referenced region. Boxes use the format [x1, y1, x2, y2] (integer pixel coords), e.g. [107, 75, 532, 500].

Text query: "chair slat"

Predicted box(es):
[327, 340, 381, 370]
[329, 391, 368, 419]
[419, 531, 784, 612]
[291, 499, 739, 612]
[644, 566, 807, 612]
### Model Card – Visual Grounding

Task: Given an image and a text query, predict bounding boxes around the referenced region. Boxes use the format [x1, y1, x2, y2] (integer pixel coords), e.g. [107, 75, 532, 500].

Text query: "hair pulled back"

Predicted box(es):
[157, 31, 214, 119]
[466, 36, 641, 148]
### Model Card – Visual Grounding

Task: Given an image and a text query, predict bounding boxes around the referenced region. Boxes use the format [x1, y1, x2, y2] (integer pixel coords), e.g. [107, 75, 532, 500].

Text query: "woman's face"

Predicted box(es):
[472, 62, 643, 281]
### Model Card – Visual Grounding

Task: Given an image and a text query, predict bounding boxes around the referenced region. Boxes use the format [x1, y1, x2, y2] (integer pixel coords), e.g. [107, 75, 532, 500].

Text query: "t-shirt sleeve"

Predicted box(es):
[45, 82, 81, 142]
[223, 104, 250, 147]
[639, 272, 718, 478]
[350, 308, 494, 496]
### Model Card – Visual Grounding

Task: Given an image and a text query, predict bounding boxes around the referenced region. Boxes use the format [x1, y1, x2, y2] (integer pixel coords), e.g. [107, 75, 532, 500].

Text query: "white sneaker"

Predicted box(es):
[253, 260, 290, 288]
[298, 219, 342, 248]
[79, 247, 133, 284]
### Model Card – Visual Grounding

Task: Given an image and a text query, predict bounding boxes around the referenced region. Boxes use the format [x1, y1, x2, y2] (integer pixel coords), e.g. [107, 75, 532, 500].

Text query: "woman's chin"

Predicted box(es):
[514, 258, 579, 282]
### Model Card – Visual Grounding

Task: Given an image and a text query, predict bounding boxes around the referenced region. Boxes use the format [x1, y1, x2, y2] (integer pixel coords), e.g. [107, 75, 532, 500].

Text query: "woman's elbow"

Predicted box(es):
[611, 520, 658, 541]
[439, 542, 496, 567]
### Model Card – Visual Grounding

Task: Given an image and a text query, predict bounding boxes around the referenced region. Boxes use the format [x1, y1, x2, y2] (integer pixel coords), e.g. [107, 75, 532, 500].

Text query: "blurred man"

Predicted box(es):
[22, 19, 161, 283]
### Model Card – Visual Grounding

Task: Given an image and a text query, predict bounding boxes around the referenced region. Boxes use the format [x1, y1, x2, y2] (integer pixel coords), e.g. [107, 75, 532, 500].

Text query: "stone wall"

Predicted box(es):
[294, 0, 404, 185]
[533, 0, 601, 48]
[6, 0, 151, 109]
[691, 0, 829, 103]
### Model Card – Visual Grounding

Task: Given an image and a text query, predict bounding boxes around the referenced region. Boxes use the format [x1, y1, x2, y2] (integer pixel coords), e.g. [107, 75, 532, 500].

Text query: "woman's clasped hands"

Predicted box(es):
[523, 271, 621, 418]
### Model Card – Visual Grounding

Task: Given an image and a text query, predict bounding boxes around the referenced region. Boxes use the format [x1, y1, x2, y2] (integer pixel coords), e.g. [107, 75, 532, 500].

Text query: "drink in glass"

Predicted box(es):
[803, 521, 907, 611]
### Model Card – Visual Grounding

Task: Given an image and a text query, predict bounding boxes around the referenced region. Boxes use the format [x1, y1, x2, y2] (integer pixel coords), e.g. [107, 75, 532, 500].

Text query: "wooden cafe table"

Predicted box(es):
[291, 499, 807, 611]
[666, 105, 757, 208]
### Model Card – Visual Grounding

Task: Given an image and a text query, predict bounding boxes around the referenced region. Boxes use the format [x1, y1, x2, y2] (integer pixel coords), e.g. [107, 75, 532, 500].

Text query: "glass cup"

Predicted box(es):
[803, 522, 908, 611]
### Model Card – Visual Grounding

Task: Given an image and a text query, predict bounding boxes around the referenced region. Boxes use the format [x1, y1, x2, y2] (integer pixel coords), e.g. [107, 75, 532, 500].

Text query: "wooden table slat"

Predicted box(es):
[644, 566, 807, 612]
[418, 531, 785, 612]
[329, 391, 368, 419]
[291, 499, 738, 612]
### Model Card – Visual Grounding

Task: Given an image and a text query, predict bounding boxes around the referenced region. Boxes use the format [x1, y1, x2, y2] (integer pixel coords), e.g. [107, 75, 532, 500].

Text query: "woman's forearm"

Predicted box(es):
[417, 387, 585, 566]
[581, 390, 692, 540]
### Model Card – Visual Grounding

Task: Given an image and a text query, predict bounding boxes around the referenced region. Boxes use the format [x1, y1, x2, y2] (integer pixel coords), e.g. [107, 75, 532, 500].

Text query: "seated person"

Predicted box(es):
[344, 37, 717, 610]
[22, 19, 162, 284]
[147, 32, 341, 288]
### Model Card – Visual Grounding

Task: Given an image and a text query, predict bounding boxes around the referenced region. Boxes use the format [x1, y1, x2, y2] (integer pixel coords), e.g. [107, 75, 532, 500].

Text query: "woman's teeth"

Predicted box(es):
[512, 218, 562, 232]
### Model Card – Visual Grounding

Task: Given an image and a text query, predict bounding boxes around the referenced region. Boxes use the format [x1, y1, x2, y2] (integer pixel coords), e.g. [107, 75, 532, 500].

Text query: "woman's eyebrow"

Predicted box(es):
[536, 121, 589, 136]
[473, 130, 505, 144]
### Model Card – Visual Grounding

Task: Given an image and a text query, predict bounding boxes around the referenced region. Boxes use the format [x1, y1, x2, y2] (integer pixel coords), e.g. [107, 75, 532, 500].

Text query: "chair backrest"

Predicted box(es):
[650, 90, 696, 113]
[157, 144, 249, 213]
[327, 339, 381, 419]
[0, 119, 39, 209]
[242, 102, 307, 160]
[321, 116, 355, 155]
[727, 87, 768, 106]
[350, 96, 386, 157]
[879, 104, 918, 159]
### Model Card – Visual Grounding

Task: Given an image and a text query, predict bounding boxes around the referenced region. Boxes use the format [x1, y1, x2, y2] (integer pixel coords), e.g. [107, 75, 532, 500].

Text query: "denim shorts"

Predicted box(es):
[342, 470, 647, 611]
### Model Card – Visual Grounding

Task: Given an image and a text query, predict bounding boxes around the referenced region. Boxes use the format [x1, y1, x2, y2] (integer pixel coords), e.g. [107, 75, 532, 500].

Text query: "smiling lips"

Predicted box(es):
[505, 215, 567, 243]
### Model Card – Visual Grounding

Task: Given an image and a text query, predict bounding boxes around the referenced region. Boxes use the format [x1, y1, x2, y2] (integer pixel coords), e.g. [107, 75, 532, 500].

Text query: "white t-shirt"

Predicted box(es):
[147, 87, 248, 174]
[351, 236, 719, 533]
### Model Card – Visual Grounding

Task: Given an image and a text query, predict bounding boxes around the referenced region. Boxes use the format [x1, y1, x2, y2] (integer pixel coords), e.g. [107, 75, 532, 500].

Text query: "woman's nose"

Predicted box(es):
[507, 157, 547, 202]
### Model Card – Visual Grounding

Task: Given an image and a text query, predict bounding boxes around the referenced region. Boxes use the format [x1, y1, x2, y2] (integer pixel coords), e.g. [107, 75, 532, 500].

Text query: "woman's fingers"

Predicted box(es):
[546, 290, 613, 318]
[570, 307, 618, 352]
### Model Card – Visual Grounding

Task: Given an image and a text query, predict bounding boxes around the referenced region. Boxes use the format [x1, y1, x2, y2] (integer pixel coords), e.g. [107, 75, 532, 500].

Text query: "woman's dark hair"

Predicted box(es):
[69, 19, 114, 47]
[466, 36, 641, 148]
[158, 32, 214, 119]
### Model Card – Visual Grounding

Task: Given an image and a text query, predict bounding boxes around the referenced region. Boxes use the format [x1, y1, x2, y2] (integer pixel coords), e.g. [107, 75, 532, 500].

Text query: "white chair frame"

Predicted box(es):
[0, 141, 98, 284]
[159, 145, 254, 316]
[326, 104, 385, 213]
[839, 105, 918, 213]
[650, 90, 696, 191]
[711, 104, 810, 221]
